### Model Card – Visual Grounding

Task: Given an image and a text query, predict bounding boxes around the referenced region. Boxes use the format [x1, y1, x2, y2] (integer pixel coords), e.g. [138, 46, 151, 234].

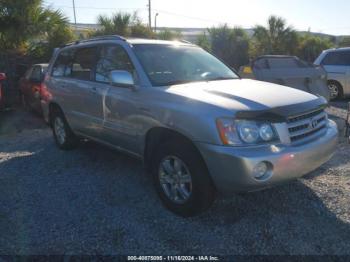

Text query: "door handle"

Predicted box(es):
[91, 87, 97, 93]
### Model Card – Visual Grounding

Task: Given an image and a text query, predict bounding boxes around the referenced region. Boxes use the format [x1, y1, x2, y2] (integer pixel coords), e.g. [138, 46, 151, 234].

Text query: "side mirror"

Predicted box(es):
[109, 70, 135, 88]
[0, 73, 6, 81]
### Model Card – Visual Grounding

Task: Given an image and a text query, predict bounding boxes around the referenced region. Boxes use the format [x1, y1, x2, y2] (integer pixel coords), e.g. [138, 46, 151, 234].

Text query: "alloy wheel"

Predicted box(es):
[328, 83, 339, 99]
[54, 117, 66, 145]
[158, 156, 193, 204]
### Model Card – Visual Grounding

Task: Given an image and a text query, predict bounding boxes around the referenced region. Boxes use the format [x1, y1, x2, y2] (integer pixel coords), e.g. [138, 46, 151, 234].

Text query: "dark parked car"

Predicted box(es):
[19, 64, 48, 113]
[239, 55, 330, 101]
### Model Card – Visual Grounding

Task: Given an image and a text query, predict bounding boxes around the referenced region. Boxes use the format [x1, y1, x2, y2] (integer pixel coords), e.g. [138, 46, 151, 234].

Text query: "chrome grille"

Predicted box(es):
[287, 108, 327, 143]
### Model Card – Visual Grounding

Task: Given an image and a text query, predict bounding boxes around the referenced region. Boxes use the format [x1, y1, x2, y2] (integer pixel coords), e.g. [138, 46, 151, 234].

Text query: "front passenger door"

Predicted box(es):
[94, 44, 141, 153]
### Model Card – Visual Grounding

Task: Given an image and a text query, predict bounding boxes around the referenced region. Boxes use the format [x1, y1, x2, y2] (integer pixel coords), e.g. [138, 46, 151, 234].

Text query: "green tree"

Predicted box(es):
[339, 36, 350, 47]
[196, 32, 211, 51]
[297, 34, 333, 62]
[251, 15, 298, 57]
[0, 0, 73, 52]
[208, 25, 250, 69]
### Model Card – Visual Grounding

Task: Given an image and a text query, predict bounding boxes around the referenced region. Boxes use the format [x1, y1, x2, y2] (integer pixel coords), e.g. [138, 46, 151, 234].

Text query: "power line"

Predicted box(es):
[153, 9, 224, 24]
[43, 2, 226, 25]
[43, 3, 145, 11]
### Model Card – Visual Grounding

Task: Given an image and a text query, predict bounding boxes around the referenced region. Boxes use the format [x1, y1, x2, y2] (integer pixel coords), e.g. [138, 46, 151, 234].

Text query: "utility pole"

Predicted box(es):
[72, 0, 77, 26]
[148, 0, 152, 29]
[154, 13, 159, 33]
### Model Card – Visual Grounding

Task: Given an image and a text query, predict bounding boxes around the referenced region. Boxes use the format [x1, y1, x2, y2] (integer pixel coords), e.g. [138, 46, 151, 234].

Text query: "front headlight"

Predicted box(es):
[216, 118, 279, 146]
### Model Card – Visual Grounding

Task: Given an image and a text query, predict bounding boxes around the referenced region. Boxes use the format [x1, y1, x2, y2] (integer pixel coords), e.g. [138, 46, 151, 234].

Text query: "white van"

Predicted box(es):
[315, 48, 350, 100]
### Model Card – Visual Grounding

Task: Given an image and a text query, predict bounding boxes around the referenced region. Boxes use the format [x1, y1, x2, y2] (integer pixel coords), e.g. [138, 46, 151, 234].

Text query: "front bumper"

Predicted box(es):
[196, 120, 338, 195]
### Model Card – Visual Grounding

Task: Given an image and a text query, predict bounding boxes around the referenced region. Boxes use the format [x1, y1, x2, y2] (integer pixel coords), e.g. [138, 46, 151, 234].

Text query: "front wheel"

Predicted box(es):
[151, 140, 216, 217]
[328, 81, 343, 100]
[52, 110, 78, 150]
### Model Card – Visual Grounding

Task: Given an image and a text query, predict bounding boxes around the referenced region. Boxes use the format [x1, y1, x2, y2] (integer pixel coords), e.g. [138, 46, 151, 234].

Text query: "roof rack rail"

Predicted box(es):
[62, 35, 126, 48]
[180, 40, 193, 44]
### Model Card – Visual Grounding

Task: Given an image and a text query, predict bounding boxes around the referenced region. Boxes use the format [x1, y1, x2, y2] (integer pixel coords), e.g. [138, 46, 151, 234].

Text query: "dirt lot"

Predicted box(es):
[0, 104, 349, 255]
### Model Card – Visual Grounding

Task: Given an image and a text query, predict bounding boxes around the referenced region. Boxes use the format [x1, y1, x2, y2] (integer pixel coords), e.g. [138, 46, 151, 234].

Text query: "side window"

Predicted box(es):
[95, 45, 135, 83]
[253, 58, 269, 69]
[71, 47, 97, 81]
[52, 50, 74, 77]
[322, 51, 350, 66]
[268, 58, 298, 69]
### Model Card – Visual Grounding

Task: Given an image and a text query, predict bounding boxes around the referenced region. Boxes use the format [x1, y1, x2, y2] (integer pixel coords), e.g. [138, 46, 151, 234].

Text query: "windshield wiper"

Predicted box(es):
[207, 77, 236, 81]
[163, 80, 197, 86]
[159, 77, 236, 87]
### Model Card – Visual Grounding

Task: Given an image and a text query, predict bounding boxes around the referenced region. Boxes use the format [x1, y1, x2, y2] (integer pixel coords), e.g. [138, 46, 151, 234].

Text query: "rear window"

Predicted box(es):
[322, 51, 350, 66]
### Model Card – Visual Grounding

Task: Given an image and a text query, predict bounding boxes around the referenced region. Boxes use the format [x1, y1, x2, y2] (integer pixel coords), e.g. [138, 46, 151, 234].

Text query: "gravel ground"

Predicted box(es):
[0, 104, 349, 255]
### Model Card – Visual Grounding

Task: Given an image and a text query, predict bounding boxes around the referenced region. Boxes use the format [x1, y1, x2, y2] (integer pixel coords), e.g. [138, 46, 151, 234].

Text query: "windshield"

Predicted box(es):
[133, 44, 239, 86]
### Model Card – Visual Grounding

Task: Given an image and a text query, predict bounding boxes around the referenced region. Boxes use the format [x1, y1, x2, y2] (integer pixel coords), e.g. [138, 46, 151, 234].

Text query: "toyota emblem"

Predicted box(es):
[311, 119, 318, 129]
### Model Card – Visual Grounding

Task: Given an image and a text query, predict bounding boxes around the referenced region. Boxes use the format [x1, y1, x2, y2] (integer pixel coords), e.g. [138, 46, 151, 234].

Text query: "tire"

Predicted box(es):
[327, 81, 343, 100]
[151, 140, 216, 217]
[51, 109, 78, 150]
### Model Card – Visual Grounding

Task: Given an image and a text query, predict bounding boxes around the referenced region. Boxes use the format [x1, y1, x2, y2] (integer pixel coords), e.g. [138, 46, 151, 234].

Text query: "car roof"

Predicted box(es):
[323, 47, 350, 53]
[61, 35, 195, 49]
[256, 55, 297, 59]
[127, 38, 194, 46]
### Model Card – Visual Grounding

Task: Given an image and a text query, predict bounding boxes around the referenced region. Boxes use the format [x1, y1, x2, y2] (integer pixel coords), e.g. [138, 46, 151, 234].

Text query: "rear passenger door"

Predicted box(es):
[69, 46, 109, 137]
[51, 46, 107, 137]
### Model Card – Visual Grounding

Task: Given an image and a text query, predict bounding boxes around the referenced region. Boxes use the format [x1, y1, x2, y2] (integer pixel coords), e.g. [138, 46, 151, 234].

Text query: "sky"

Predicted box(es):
[43, 0, 350, 36]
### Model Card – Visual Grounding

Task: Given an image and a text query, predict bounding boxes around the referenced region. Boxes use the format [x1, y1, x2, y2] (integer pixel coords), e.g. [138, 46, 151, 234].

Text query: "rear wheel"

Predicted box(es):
[51, 109, 78, 150]
[328, 81, 343, 100]
[151, 140, 216, 217]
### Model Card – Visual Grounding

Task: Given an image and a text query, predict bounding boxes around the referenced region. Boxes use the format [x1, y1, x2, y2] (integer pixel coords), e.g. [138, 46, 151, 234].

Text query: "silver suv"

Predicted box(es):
[43, 36, 338, 217]
[314, 47, 350, 100]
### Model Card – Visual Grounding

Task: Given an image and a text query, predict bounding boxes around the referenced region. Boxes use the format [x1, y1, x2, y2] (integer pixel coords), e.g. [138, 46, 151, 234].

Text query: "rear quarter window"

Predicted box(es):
[52, 49, 74, 77]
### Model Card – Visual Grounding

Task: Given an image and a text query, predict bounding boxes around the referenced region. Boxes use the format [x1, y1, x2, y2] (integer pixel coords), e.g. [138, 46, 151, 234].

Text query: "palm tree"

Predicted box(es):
[0, 0, 72, 52]
[251, 16, 298, 57]
[94, 12, 154, 38]
[96, 13, 132, 36]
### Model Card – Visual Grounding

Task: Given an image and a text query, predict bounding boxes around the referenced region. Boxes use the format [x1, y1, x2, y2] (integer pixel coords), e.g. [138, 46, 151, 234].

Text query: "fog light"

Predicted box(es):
[253, 162, 269, 179]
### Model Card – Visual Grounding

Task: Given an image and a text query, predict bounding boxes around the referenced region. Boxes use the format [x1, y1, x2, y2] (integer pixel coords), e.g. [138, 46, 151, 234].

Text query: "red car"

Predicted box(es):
[0, 72, 7, 110]
[19, 64, 48, 114]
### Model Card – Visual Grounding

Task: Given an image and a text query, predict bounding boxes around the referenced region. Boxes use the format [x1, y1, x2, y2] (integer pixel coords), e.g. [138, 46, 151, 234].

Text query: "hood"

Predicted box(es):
[165, 79, 324, 113]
